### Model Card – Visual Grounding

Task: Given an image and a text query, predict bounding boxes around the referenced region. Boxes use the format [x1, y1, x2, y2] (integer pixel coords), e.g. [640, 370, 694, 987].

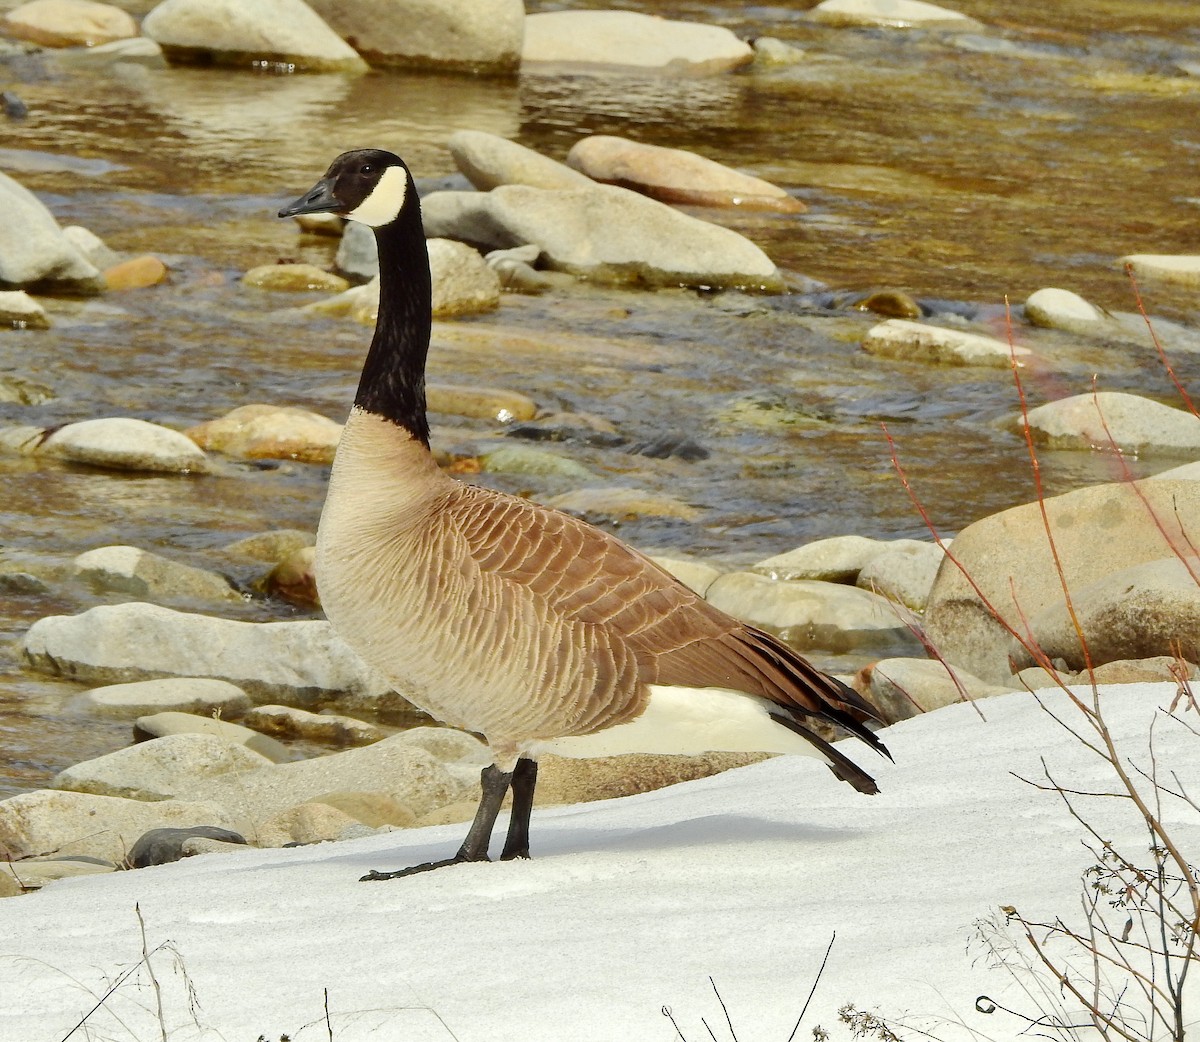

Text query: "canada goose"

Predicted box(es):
[279, 149, 891, 879]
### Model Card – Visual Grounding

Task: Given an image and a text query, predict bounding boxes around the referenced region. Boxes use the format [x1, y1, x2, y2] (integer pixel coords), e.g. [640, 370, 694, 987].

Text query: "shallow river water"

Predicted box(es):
[1, 0, 1199, 794]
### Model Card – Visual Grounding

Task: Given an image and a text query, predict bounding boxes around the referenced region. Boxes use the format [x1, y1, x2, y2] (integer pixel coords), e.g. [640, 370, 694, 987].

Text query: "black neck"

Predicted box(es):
[353, 182, 432, 445]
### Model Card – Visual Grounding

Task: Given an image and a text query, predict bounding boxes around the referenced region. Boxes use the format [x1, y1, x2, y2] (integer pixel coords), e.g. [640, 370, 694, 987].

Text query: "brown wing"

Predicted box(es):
[445, 483, 886, 753]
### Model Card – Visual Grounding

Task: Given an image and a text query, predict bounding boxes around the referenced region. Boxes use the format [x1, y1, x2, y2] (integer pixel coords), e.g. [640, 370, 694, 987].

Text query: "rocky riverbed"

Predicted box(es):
[2, 0, 1200, 890]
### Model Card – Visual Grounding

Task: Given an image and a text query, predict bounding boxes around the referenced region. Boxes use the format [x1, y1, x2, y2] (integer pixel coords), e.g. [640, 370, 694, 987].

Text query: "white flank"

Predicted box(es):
[347, 165, 408, 227]
[529, 685, 829, 761]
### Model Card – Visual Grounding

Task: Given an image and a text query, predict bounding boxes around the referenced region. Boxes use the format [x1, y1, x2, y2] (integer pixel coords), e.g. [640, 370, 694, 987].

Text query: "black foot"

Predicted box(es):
[360, 855, 486, 882]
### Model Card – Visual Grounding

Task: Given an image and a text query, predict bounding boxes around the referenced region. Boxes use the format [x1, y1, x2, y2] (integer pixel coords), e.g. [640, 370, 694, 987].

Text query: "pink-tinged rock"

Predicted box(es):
[568, 135, 804, 213]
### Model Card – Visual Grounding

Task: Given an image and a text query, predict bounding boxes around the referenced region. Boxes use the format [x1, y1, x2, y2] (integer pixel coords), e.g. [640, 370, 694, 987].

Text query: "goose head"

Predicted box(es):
[278, 148, 413, 228]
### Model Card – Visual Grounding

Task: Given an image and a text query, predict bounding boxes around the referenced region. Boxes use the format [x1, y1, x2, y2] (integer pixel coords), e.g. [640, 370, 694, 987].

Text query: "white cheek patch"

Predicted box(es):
[347, 165, 408, 227]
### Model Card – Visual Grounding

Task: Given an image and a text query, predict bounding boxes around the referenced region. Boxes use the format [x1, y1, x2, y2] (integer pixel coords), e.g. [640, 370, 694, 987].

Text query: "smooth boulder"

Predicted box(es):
[29, 417, 210, 473]
[306, 0, 523, 73]
[522, 11, 753, 75]
[809, 0, 974, 28]
[142, 0, 368, 73]
[186, 403, 343, 464]
[567, 136, 803, 213]
[448, 131, 592, 192]
[23, 602, 401, 706]
[84, 677, 253, 718]
[1021, 391, 1200, 458]
[74, 544, 242, 603]
[0, 171, 102, 292]
[863, 319, 1030, 368]
[2, 0, 137, 48]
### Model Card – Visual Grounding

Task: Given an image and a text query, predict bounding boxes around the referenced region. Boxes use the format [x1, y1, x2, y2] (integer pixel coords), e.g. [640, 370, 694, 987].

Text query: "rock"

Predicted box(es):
[185, 403, 342, 464]
[544, 486, 700, 521]
[1085, 656, 1198, 685]
[135, 711, 295, 763]
[310, 791, 416, 828]
[74, 544, 242, 603]
[1120, 254, 1200, 287]
[704, 571, 916, 652]
[859, 657, 1015, 723]
[481, 444, 592, 481]
[566, 136, 803, 214]
[0, 290, 49, 330]
[256, 802, 360, 847]
[0, 789, 241, 863]
[808, 0, 974, 28]
[264, 545, 318, 608]
[103, 255, 168, 290]
[1024, 287, 1108, 333]
[125, 825, 247, 868]
[3, 857, 116, 890]
[62, 225, 119, 270]
[1150, 461, 1200, 481]
[923, 479, 1200, 682]
[428, 239, 501, 316]
[0, 171, 102, 291]
[448, 131, 594, 193]
[1021, 391, 1200, 457]
[243, 263, 347, 293]
[306, 0, 523, 74]
[141, 0, 368, 73]
[223, 529, 315, 564]
[185, 736, 472, 835]
[333, 221, 377, 280]
[752, 36, 806, 65]
[427, 384, 536, 423]
[53, 733, 275, 801]
[754, 535, 935, 583]
[486, 244, 553, 294]
[37, 417, 210, 473]
[522, 11, 754, 75]
[855, 542, 945, 610]
[1009, 556, 1200, 673]
[51, 35, 164, 65]
[3, 0, 138, 47]
[428, 184, 783, 291]
[23, 601, 400, 707]
[242, 705, 385, 746]
[84, 677, 253, 718]
[0, 374, 53, 404]
[862, 319, 1030, 368]
[857, 289, 922, 319]
[0, 870, 22, 898]
[294, 212, 344, 236]
[535, 751, 767, 806]
[648, 555, 723, 597]
[385, 726, 489, 765]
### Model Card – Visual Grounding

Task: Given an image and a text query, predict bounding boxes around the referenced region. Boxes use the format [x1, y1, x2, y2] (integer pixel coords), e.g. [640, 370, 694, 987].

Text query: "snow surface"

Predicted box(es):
[1, 684, 1197, 1042]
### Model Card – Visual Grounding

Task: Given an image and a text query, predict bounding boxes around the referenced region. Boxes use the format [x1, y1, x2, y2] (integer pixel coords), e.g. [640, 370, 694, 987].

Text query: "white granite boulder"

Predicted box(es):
[135, 710, 295, 763]
[863, 319, 1030, 368]
[22, 602, 402, 707]
[5, 417, 211, 473]
[3, 0, 138, 47]
[1021, 391, 1200, 457]
[306, 0, 523, 73]
[923, 479, 1200, 682]
[74, 545, 241, 603]
[1024, 287, 1109, 334]
[142, 0, 368, 73]
[423, 184, 783, 291]
[809, 0, 974, 28]
[53, 734, 275, 801]
[0, 290, 49, 330]
[0, 171, 103, 292]
[522, 11, 753, 75]
[1120, 254, 1200, 287]
[0, 789, 241, 862]
[84, 677, 253, 718]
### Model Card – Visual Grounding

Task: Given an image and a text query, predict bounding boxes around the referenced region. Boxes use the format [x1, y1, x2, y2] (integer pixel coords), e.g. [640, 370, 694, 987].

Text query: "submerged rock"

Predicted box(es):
[522, 11, 753, 75]
[306, 0, 524, 74]
[567, 135, 804, 213]
[242, 704, 384, 746]
[103, 254, 168, 291]
[142, 0, 368, 73]
[427, 383, 537, 423]
[1021, 391, 1200, 457]
[243, 263, 347, 292]
[545, 486, 700, 521]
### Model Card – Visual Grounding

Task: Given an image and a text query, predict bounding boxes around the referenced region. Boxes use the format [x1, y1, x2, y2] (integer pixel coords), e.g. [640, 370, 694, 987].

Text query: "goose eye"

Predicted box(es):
[360, 163, 374, 176]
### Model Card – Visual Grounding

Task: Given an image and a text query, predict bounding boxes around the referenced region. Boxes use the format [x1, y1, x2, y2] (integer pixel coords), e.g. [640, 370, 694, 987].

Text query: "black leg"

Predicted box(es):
[500, 757, 538, 861]
[361, 764, 513, 881]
